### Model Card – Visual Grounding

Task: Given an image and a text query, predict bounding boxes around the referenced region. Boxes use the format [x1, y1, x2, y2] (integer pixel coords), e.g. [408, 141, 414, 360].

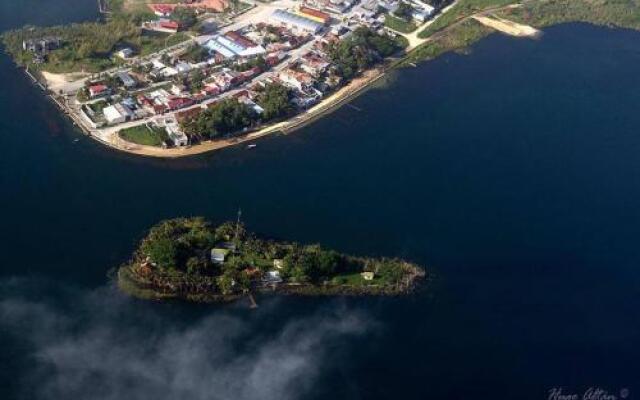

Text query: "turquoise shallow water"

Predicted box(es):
[1, 3, 639, 399]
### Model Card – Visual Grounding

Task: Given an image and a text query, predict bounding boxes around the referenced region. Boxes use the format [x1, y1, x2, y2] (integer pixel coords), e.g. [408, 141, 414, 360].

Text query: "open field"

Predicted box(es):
[497, 0, 640, 31]
[119, 124, 169, 146]
[384, 15, 418, 33]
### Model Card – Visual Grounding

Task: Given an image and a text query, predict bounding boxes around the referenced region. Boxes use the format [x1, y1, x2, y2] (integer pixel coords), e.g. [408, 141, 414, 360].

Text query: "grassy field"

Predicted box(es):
[419, 0, 519, 38]
[498, 0, 640, 31]
[406, 19, 492, 65]
[119, 124, 169, 146]
[384, 15, 418, 33]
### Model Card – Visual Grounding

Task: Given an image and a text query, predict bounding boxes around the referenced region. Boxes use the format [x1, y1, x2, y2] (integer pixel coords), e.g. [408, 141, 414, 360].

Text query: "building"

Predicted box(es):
[116, 72, 137, 88]
[22, 37, 62, 54]
[262, 270, 283, 284]
[150, 4, 174, 17]
[298, 6, 331, 25]
[103, 103, 134, 125]
[204, 31, 267, 59]
[271, 10, 324, 34]
[166, 120, 189, 146]
[115, 48, 134, 59]
[279, 69, 316, 91]
[159, 20, 180, 33]
[361, 271, 375, 281]
[103, 105, 125, 125]
[88, 84, 109, 98]
[211, 248, 229, 264]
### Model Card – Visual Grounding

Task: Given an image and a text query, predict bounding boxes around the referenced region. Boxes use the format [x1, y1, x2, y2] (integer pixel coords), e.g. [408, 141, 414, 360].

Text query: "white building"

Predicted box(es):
[271, 9, 324, 34]
[160, 116, 189, 147]
[103, 103, 134, 125]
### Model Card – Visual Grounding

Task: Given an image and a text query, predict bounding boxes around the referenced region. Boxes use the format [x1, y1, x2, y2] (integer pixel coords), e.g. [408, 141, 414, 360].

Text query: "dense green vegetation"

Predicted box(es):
[394, 1, 415, 21]
[171, 8, 198, 30]
[418, 0, 518, 38]
[256, 83, 293, 121]
[0, 13, 190, 73]
[328, 27, 405, 80]
[181, 98, 257, 140]
[405, 19, 492, 65]
[118, 218, 423, 301]
[499, 0, 640, 30]
[384, 15, 418, 33]
[119, 124, 169, 146]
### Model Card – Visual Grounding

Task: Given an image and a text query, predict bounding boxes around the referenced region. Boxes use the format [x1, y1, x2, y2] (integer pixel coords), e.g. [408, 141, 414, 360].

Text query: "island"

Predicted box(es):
[117, 217, 425, 303]
[2, 0, 640, 157]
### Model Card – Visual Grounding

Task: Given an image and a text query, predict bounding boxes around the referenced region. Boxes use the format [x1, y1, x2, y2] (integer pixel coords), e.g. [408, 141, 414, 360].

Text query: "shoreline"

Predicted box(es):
[22, 3, 539, 159]
[101, 67, 389, 158]
[118, 260, 426, 304]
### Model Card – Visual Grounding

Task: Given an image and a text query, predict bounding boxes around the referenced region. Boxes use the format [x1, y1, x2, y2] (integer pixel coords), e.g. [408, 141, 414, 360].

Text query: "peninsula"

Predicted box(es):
[2, 0, 640, 157]
[117, 218, 425, 303]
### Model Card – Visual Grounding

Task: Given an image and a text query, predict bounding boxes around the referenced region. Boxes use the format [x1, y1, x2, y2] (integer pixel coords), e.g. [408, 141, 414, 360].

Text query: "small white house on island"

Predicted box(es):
[211, 248, 229, 264]
[361, 271, 375, 281]
[263, 270, 283, 284]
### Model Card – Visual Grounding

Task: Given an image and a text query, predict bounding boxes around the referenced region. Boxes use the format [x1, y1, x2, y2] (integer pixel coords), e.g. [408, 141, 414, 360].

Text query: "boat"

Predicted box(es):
[247, 144, 257, 149]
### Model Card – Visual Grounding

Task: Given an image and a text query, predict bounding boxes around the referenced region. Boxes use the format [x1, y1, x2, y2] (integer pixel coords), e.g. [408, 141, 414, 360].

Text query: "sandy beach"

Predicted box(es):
[473, 15, 540, 37]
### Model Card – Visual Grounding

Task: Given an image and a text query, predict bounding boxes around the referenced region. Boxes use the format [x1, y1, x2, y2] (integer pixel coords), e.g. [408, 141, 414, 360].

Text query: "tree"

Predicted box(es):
[143, 237, 178, 270]
[171, 8, 198, 30]
[257, 83, 292, 121]
[394, 2, 414, 21]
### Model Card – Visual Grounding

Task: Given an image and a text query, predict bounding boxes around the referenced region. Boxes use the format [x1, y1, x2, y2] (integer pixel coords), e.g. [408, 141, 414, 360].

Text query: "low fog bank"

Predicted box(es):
[0, 277, 372, 400]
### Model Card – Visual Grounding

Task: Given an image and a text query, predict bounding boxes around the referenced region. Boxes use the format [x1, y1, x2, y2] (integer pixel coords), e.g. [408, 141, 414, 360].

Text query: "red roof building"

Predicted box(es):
[159, 20, 180, 31]
[89, 84, 108, 97]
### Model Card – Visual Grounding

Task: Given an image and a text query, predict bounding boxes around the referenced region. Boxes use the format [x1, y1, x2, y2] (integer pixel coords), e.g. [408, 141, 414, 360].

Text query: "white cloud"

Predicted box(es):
[0, 279, 371, 400]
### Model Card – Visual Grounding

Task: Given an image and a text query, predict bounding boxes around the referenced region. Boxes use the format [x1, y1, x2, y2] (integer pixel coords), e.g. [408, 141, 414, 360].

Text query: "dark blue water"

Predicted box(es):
[1, 3, 639, 399]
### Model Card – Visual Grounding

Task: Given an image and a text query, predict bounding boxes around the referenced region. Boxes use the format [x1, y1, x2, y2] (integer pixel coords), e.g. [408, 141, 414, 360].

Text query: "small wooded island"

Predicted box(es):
[118, 217, 425, 303]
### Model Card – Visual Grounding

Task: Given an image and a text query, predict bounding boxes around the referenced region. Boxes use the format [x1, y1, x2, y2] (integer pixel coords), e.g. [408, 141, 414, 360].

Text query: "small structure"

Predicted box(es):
[116, 72, 137, 88]
[263, 270, 283, 284]
[103, 103, 134, 125]
[271, 9, 324, 34]
[115, 48, 134, 59]
[210, 248, 229, 264]
[88, 84, 109, 98]
[361, 271, 375, 281]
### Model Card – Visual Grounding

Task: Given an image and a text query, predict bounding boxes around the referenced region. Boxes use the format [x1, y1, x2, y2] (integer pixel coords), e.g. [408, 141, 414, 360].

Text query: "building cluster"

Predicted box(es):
[144, 0, 230, 33]
[22, 37, 62, 64]
[76, 0, 441, 147]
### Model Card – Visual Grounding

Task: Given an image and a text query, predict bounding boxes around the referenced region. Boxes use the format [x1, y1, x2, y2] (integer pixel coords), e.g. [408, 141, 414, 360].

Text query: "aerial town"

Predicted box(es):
[18, 0, 443, 154]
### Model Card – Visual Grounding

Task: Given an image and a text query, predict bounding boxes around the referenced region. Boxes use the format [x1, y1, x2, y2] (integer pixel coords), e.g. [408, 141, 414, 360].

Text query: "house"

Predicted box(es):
[116, 72, 137, 88]
[103, 104, 126, 125]
[271, 10, 324, 34]
[104, 103, 134, 125]
[166, 120, 189, 146]
[175, 61, 192, 74]
[300, 52, 330, 77]
[278, 69, 315, 91]
[210, 248, 229, 264]
[361, 271, 375, 281]
[159, 20, 180, 33]
[115, 48, 134, 59]
[167, 97, 194, 110]
[150, 4, 174, 17]
[88, 84, 109, 98]
[262, 270, 283, 284]
[298, 6, 332, 25]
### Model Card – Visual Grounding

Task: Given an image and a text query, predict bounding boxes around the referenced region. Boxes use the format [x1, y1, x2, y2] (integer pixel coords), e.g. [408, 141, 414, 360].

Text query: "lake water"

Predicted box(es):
[1, 2, 639, 399]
